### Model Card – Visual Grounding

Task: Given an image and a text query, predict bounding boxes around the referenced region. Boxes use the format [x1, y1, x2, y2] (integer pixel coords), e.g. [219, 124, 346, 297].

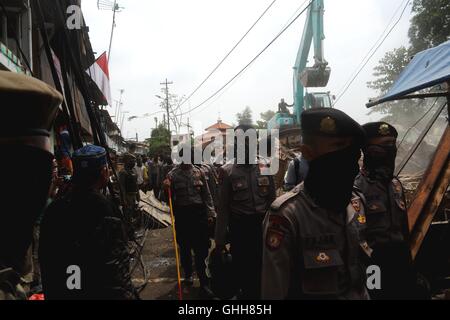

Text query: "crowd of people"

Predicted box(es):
[0, 70, 429, 301]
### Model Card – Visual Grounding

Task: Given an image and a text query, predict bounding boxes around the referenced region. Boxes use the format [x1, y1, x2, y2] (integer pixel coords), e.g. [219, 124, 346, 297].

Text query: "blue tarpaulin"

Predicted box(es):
[367, 40, 450, 107]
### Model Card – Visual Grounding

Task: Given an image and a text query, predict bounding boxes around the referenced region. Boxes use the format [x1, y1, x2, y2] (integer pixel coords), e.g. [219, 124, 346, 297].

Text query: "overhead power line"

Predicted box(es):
[333, 0, 411, 106]
[178, 0, 278, 111]
[191, 0, 311, 116]
[179, 0, 313, 116]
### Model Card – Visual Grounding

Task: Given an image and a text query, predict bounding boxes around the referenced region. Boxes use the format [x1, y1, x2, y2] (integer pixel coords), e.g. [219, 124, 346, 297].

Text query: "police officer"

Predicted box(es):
[118, 153, 140, 224]
[355, 122, 417, 299]
[39, 145, 137, 300]
[262, 108, 370, 300]
[284, 155, 309, 191]
[198, 162, 220, 240]
[164, 148, 216, 298]
[215, 125, 276, 300]
[0, 71, 62, 300]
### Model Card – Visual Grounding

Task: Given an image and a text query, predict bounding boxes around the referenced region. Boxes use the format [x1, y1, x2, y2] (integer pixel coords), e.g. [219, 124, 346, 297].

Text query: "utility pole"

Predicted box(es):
[114, 89, 124, 125]
[160, 78, 173, 133]
[187, 117, 193, 139]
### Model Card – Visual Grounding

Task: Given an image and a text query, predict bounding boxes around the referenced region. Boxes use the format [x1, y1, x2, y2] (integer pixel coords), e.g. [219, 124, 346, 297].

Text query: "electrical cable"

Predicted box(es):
[333, 0, 411, 106]
[178, 0, 278, 111]
[179, 0, 313, 117]
[397, 97, 440, 149]
[190, 0, 311, 116]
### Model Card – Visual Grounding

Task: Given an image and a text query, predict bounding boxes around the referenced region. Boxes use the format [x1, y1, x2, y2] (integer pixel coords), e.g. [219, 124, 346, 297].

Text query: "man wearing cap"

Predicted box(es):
[39, 145, 137, 300]
[0, 71, 62, 300]
[261, 108, 370, 300]
[355, 122, 416, 299]
[215, 125, 276, 300]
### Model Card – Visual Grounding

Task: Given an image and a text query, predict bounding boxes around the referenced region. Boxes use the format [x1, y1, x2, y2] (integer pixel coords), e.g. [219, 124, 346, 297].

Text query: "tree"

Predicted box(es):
[367, 46, 411, 95]
[236, 106, 254, 126]
[367, 0, 449, 127]
[256, 110, 276, 129]
[408, 0, 450, 54]
[145, 124, 171, 158]
[367, 47, 429, 127]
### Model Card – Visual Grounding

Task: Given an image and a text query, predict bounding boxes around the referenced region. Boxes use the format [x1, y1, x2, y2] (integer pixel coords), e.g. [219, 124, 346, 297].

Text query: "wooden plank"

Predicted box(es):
[409, 126, 450, 259]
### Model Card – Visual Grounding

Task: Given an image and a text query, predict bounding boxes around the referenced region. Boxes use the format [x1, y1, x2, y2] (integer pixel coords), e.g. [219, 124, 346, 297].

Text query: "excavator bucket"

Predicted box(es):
[300, 67, 331, 87]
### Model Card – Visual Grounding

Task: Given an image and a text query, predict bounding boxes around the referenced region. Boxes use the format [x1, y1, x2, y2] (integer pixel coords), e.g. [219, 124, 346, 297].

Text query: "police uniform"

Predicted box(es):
[118, 153, 139, 221]
[39, 146, 137, 300]
[0, 71, 62, 300]
[167, 164, 216, 287]
[355, 122, 409, 246]
[199, 164, 220, 209]
[284, 155, 309, 191]
[215, 161, 276, 300]
[355, 122, 414, 299]
[261, 108, 370, 300]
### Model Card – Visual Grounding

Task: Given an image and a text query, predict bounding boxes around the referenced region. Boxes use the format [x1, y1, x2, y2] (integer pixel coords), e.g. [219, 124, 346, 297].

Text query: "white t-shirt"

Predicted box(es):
[134, 165, 145, 185]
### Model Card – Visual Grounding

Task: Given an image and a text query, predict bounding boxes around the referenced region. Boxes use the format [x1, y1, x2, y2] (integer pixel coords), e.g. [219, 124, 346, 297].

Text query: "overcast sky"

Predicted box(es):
[82, 0, 413, 141]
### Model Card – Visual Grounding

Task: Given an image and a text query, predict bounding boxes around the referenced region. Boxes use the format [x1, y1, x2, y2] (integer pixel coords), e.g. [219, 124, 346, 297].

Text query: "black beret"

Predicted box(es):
[0, 70, 63, 137]
[362, 122, 399, 140]
[301, 108, 365, 144]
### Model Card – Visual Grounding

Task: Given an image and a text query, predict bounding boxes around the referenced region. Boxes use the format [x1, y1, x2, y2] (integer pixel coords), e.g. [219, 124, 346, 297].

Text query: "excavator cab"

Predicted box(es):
[305, 92, 333, 109]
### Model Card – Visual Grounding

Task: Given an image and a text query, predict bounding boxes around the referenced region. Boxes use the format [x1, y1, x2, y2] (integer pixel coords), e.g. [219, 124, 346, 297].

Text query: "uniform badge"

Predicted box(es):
[369, 204, 379, 211]
[316, 252, 331, 264]
[320, 117, 337, 134]
[266, 230, 284, 251]
[351, 199, 361, 213]
[379, 124, 391, 136]
[357, 214, 366, 225]
[266, 215, 289, 251]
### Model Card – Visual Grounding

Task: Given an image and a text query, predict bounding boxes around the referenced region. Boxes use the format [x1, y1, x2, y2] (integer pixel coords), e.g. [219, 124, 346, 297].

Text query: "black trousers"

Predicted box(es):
[370, 241, 418, 300]
[230, 213, 264, 300]
[174, 205, 209, 286]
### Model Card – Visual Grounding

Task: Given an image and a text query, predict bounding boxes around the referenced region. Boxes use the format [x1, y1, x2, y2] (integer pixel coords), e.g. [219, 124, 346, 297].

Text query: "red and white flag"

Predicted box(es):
[86, 52, 112, 106]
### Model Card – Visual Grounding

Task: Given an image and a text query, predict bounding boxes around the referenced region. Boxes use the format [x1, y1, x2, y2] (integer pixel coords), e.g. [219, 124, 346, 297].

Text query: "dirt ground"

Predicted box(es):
[133, 227, 205, 300]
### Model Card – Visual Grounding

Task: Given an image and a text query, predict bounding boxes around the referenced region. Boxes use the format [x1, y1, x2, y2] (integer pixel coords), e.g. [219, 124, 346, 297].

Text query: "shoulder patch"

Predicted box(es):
[265, 215, 290, 251]
[271, 185, 302, 211]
